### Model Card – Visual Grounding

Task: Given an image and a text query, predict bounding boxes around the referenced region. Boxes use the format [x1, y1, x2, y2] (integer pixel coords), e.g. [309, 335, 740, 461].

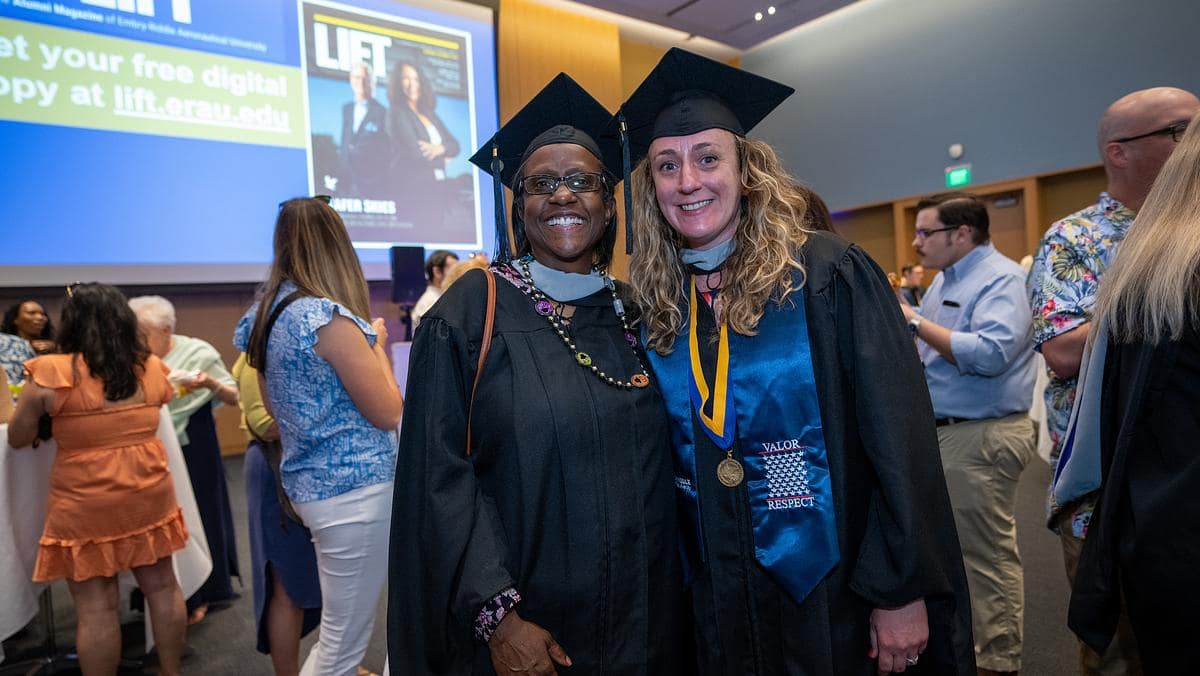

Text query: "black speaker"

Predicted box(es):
[390, 246, 427, 304]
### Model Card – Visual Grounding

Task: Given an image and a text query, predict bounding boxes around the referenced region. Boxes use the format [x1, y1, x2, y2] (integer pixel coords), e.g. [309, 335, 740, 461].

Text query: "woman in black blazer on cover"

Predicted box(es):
[387, 61, 459, 228]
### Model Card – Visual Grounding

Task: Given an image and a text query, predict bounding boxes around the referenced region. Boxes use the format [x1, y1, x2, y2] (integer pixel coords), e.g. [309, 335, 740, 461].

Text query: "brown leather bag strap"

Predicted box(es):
[466, 268, 496, 456]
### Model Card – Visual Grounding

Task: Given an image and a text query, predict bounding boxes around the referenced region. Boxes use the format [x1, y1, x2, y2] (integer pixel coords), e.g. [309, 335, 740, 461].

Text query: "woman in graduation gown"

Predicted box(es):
[618, 49, 975, 675]
[1068, 111, 1200, 675]
[388, 73, 684, 675]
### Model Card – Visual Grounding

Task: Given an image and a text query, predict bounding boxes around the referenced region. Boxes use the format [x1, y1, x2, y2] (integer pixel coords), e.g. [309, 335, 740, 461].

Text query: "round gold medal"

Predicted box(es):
[717, 456, 744, 488]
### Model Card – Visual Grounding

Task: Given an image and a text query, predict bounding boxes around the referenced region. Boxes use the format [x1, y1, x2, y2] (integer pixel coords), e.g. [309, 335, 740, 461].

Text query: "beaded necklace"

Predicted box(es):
[515, 257, 651, 389]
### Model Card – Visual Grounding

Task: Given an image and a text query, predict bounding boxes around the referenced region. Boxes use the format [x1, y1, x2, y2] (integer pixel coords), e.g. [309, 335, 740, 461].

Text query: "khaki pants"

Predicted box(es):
[937, 413, 1034, 673]
[1057, 508, 1143, 676]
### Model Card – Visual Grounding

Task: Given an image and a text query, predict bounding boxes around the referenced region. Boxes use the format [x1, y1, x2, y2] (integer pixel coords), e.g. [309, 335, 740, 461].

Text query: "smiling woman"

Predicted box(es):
[647, 128, 742, 250]
[514, 144, 614, 273]
[2, 300, 56, 354]
[621, 48, 976, 676]
[389, 73, 686, 675]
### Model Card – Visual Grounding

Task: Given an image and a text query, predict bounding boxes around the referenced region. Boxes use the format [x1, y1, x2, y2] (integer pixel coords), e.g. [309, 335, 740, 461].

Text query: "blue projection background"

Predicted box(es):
[0, 0, 497, 285]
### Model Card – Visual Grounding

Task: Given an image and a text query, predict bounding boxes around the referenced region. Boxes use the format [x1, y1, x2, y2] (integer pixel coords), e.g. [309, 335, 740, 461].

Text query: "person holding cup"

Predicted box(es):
[129, 294, 241, 625]
[236, 196, 403, 676]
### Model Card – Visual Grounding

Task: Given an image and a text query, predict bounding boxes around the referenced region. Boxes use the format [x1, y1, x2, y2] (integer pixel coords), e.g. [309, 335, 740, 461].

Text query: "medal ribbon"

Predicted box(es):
[649, 274, 840, 605]
[688, 281, 735, 450]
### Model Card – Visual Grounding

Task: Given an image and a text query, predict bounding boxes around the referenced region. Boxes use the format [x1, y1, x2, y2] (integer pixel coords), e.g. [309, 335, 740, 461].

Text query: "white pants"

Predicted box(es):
[293, 481, 392, 676]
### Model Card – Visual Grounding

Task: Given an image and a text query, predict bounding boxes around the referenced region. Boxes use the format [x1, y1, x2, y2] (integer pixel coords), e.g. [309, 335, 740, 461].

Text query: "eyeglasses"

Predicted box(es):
[519, 172, 604, 196]
[914, 225, 960, 239]
[1112, 120, 1190, 144]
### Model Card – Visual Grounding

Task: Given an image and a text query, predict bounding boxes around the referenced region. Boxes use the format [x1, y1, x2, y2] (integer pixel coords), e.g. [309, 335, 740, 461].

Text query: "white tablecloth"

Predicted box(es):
[391, 341, 412, 398]
[1, 406, 212, 654]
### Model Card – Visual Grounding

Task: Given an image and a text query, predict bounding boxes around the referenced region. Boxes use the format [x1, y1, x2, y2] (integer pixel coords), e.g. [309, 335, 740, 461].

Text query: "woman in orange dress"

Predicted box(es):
[9, 282, 189, 676]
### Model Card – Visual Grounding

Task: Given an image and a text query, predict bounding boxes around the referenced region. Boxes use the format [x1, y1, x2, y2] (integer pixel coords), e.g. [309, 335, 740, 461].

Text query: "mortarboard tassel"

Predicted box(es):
[619, 112, 634, 256]
[490, 143, 510, 262]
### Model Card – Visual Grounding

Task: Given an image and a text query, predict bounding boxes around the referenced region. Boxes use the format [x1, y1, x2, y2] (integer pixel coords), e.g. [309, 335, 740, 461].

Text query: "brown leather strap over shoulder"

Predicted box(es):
[466, 268, 496, 456]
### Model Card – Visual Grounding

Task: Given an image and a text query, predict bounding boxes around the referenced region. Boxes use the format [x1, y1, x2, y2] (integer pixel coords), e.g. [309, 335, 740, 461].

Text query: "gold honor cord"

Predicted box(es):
[689, 282, 743, 487]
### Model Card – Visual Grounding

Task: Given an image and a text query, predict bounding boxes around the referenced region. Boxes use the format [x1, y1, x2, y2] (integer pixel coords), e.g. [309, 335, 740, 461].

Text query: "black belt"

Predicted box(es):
[935, 416, 976, 427]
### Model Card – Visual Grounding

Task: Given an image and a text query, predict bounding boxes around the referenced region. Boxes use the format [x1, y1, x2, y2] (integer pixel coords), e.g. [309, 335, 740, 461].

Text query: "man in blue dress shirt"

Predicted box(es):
[899, 193, 1036, 676]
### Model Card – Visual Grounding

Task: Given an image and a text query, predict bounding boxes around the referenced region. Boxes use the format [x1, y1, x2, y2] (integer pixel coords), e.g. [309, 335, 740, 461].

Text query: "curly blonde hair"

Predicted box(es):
[629, 135, 812, 353]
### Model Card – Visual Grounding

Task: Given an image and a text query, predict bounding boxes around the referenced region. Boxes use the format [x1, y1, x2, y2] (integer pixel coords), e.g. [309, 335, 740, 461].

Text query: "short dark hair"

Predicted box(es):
[425, 250, 458, 281]
[916, 193, 989, 245]
[2, 300, 55, 340]
[901, 263, 919, 275]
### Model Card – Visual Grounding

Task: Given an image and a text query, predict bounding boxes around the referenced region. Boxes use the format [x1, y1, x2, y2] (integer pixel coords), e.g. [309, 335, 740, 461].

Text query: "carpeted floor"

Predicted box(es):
[3, 453, 1079, 674]
[1, 452, 387, 675]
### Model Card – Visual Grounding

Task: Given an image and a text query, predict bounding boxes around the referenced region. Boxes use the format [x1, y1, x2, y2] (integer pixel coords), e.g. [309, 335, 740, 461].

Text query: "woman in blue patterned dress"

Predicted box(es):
[234, 197, 403, 676]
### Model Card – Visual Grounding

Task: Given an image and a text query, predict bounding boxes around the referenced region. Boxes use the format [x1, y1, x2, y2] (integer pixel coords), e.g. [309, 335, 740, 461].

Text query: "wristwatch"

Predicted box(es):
[908, 316, 923, 335]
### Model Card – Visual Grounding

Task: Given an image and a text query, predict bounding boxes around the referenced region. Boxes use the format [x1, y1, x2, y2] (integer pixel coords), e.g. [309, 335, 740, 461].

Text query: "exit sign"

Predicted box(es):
[945, 164, 972, 188]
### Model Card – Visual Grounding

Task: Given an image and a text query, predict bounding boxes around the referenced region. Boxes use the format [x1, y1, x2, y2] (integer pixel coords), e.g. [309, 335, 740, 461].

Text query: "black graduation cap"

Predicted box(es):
[616, 47, 795, 162]
[469, 73, 620, 262]
[610, 48, 794, 252]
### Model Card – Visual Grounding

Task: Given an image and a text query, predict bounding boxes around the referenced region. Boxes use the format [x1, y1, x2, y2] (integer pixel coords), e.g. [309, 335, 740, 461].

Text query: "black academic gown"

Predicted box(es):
[675, 232, 974, 676]
[388, 265, 685, 675]
[1069, 321, 1200, 675]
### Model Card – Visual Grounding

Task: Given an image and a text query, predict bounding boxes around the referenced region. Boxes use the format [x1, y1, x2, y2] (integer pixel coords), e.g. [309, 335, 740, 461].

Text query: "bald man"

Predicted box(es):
[1028, 86, 1200, 676]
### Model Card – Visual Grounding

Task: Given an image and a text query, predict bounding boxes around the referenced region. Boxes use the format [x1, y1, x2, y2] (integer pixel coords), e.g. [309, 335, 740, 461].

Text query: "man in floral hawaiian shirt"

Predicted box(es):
[1028, 86, 1199, 676]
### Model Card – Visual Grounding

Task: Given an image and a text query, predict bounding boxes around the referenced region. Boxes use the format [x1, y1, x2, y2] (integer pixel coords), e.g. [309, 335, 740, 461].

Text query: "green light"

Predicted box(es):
[945, 164, 972, 188]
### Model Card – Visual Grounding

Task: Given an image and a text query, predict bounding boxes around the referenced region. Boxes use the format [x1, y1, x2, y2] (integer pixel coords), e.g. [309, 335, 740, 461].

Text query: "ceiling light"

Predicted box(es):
[768, 6, 776, 14]
[754, 11, 763, 20]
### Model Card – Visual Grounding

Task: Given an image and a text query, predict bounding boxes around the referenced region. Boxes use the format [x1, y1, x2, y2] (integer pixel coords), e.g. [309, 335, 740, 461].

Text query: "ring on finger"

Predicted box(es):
[905, 655, 919, 666]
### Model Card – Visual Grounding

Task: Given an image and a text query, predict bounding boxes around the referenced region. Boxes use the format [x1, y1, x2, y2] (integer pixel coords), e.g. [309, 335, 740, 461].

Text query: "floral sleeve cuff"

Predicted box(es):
[474, 587, 522, 643]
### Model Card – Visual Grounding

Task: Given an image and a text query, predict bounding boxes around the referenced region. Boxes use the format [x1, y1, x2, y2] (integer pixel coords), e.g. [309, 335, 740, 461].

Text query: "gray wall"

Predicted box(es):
[742, 0, 1200, 210]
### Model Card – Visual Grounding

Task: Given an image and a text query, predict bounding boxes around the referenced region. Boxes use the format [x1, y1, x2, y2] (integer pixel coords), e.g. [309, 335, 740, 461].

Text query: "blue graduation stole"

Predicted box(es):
[646, 287, 840, 604]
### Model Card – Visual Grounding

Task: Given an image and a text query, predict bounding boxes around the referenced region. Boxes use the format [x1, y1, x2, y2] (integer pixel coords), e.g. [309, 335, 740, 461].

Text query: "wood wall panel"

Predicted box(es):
[1037, 165, 1106, 240]
[785, 166, 1105, 292]
[498, 0, 623, 119]
[167, 289, 256, 455]
[619, 36, 664, 99]
[830, 204, 895, 273]
[985, 190, 1032, 263]
[889, 177, 1042, 277]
